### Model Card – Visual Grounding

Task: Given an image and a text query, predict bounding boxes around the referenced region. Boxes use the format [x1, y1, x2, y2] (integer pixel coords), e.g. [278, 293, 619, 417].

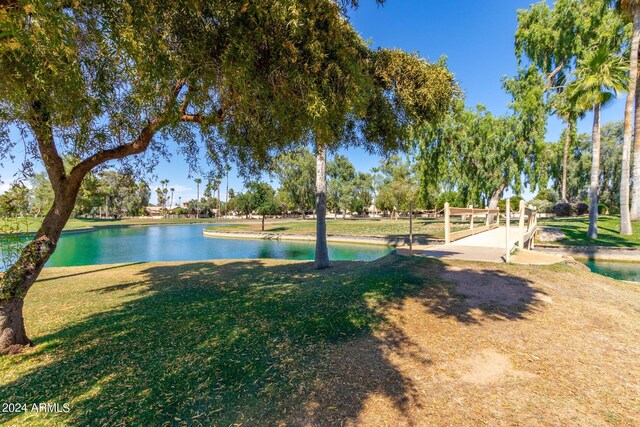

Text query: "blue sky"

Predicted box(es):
[0, 0, 627, 203]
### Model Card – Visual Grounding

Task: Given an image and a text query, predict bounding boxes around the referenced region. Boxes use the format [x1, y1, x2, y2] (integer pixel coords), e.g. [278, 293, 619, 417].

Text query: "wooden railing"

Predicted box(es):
[516, 200, 538, 250]
[444, 203, 501, 244]
[505, 199, 538, 262]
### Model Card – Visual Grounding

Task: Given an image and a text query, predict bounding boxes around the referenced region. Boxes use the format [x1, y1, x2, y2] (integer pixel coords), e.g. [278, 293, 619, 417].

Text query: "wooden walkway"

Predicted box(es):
[448, 226, 519, 248]
[405, 200, 561, 264]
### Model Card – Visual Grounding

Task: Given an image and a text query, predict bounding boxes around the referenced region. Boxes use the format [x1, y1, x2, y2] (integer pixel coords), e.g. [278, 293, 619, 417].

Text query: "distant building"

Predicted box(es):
[144, 206, 181, 216]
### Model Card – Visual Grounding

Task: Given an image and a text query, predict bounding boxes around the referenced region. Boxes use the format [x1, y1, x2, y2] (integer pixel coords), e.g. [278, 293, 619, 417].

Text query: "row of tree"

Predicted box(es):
[417, 0, 638, 239]
[513, 0, 637, 238]
[1, 171, 150, 219]
[270, 149, 417, 218]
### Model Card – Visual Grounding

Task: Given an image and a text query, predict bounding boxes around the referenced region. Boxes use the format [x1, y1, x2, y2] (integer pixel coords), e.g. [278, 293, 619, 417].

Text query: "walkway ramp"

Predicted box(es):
[408, 200, 542, 263]
[448, 226, 518, 249]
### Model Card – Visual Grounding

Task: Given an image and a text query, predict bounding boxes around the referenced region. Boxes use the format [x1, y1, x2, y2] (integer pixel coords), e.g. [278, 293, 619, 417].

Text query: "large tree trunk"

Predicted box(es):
[623, 11, 640, 230]
[561, 118, 574, 203]
[315, 144, 329, 269]
[0, 190, 78, 354]
[487, 182, 507, 224]
[488, 183, 506, 211]
[0, 298, 29, 354]
[588, 104, 601, 239]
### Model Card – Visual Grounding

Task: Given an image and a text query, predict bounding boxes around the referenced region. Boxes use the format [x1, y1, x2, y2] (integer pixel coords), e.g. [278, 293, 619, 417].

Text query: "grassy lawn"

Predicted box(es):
[210, 218, 466, 240]
[1, 217, 222, 234]
[1, 255, 639, 425]
[539, 215, 640, 247]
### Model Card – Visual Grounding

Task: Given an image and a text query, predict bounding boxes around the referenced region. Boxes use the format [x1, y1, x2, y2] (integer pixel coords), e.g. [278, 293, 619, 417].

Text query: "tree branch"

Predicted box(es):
[545, 62, 564, 92]
[180, 107, 226, 125]
[69, 82, 185, 184]
[28, 100, 66, 189]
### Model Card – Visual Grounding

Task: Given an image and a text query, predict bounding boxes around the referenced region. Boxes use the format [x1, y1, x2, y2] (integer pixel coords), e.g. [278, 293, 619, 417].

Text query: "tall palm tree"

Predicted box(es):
[194, 178, 202, 218]
[169, 188, 175, 216]
[570, 46, 628, 239]
[620, 0, 640, 229]
[160, 179, 169, 217]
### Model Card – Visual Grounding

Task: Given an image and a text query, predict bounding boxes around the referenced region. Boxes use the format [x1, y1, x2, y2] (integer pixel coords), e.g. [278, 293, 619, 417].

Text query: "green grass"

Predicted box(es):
[1, 217, 222, 235]
[539, 215, 640, 247]
[209, 218, 466, 240]
[1, 256, 638, 425]
[0, 255, 439, 426]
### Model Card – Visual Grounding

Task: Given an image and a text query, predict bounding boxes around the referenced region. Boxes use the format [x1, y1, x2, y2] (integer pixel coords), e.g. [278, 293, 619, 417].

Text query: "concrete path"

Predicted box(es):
[447, 226, 518, 249]
[398, 226, 565, 265]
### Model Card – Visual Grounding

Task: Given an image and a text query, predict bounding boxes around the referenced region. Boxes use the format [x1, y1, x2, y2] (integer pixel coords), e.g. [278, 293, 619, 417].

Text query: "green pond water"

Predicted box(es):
[582, 260, 640, 283]
[43, 224, 391, 267]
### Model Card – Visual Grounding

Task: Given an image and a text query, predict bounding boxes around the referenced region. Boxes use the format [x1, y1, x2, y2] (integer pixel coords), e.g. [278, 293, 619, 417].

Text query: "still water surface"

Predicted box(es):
[582, 260, 640, 283]
[46, 224, 391, 267]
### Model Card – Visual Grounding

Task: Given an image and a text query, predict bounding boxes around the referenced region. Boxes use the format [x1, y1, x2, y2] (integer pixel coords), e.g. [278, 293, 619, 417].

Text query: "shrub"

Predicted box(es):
[552, 202, 588, 217]
[553, 203, 574, 217]
[529, 199, 554, 213]
[535, 189, 559, 204]
[598, 203, 609, 215]
[576, 202, 589, 215]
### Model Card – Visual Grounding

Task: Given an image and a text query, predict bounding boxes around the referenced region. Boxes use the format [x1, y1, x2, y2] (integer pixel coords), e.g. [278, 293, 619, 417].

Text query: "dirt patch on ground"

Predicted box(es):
[289, 260, 640, 426]
[457, 348, 536, 385]
[441, 265, 549, 309]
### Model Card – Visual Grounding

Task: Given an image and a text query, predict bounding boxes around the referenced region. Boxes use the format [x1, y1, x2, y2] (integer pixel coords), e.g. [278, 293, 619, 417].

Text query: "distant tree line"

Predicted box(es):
[1, 169, 150, 218]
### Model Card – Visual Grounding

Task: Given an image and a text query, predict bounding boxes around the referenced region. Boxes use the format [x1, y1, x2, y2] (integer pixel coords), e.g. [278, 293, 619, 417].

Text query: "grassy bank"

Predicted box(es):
[540, 215, 640, 247]
[1, 255, 639, 425]
[1, 217, 222, 234]
[208, 218, 465, 240]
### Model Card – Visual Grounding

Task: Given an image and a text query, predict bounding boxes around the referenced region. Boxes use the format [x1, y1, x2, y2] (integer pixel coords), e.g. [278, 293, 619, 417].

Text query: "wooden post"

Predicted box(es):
[505, 198, 511, 263]
[409, 203, 413, 254]
[518, 199, 525, 250]
[485, 207, 490, 226]
[469, 204, 474, 231]
[444, 202, 450, 244]
[531, 206, 537, 249]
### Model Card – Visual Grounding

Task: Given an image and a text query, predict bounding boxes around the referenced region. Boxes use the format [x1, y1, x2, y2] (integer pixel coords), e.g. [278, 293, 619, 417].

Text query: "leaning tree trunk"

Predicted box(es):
[488, 183, 506, 211]
[487, 181, 507, 223]
[314, 144, 330, 269]
[0, 189, 78, 354]
[622, 11, 640, 230]
[588, 104, 602, 239]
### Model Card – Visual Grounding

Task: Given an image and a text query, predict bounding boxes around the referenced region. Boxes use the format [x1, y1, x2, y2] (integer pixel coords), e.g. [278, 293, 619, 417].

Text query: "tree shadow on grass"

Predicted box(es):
[0, 254, 544, 426]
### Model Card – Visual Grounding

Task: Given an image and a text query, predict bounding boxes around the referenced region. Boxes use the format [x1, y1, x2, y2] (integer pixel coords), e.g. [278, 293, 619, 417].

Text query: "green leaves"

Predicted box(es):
[569, 45, 628, 111]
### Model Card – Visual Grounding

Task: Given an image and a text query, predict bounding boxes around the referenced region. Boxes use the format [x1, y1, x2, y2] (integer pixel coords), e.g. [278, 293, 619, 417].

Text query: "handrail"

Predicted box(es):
[517, 199, 538, 251]
[444, 202, 501, 244]
[448, 207, 500, 215]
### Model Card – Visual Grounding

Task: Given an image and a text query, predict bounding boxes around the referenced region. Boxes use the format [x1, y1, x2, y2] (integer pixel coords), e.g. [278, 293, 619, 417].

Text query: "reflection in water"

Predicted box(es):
[45, 225, 391, 267]
[583, 260, 640, 283]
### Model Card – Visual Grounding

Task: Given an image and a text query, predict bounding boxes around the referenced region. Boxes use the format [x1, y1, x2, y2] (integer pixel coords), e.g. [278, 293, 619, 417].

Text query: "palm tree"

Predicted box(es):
[570, 46, 628, 239]
[169, 188, 175, 216]
[194, 178, 202, 218]
[619, 0, 640, 231]
[160, 179, 169, 217]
